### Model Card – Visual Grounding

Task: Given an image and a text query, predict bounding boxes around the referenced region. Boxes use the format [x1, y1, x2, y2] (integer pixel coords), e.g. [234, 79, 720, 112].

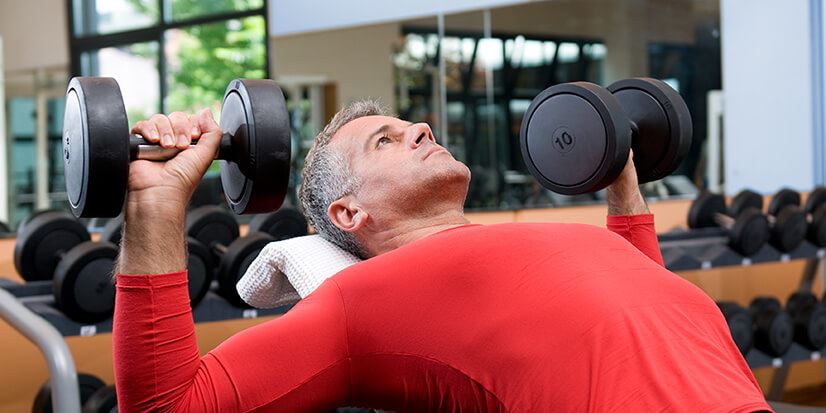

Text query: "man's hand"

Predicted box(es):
[606, 151, 649, 216]
[117, 109, 222, 274]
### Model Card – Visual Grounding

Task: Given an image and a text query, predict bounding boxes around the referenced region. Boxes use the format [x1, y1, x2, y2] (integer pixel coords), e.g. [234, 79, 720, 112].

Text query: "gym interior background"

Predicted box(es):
[0, 0, 825, 410]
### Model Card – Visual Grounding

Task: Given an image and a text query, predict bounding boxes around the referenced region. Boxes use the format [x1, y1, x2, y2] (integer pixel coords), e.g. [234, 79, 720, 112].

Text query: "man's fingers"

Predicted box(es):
[195, 108, 220, 134]
[150, 114, 176, 148]
[192, 109, 222, 161]
[168, 112, 193, 150]
[131, 120, 160, 143]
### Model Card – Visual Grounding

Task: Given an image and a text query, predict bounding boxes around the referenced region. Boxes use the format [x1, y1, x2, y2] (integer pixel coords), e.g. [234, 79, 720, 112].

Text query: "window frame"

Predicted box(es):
[66, 0, 271, 113]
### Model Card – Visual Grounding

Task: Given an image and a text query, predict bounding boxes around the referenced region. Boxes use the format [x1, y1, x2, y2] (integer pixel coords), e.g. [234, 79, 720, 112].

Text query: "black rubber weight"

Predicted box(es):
[63, 77, 130, 218]
[32, 373, 105, 413]
[770, 206, 807, 252]
[728, 189, 763, 218]
[718, 301, 753, 355]
[687, 192, 727, 229]
[53, 241, 118, 323]
[606, 78, 693, 184]
[809, 204, 826, 246]
[81, 385, 117, 413]
[217, 232, 276, 307]
[805, 186, 826, 214]
[187, 236, 214, 307]
[248, 207, 309, 240]
[14, 211, 91, 281]
[186, 205, 240, 251]
[729, 208, 770, 256]
[220, 79, 291, 214]
[787, 292, 826, 350]
[768, 188, 801, 217]
[750, 297, 794, 357]
[519, 82, 630, 195]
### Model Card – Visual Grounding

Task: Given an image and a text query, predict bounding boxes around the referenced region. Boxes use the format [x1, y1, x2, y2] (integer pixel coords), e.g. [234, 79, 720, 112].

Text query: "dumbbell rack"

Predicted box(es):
[0, 279, 291, 412]
[659, 231, 825, 400]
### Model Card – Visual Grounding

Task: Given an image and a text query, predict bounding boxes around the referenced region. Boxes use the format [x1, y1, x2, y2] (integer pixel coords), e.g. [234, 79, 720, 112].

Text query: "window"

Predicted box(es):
[67, 0, 269, 215]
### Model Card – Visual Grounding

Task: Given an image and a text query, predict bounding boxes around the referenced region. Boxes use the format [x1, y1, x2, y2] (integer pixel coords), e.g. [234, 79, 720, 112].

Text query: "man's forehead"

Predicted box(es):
[332, 115, 402, 144]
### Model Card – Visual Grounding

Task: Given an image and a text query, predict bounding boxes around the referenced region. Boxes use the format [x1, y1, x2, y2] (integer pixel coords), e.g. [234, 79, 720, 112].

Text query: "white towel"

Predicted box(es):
[237, 234, 362, 308]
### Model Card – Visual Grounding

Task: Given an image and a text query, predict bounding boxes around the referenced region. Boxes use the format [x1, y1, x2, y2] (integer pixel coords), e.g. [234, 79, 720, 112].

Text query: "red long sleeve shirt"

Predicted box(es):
[113, 215, 771, 412]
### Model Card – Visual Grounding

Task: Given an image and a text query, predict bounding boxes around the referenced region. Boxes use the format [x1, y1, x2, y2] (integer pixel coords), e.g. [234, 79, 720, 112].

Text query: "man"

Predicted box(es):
[113, 102, 771, 412]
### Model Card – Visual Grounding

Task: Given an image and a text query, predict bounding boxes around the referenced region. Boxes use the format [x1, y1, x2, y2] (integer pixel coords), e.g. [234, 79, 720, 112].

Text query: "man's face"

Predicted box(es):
[331, 115, 471, 218]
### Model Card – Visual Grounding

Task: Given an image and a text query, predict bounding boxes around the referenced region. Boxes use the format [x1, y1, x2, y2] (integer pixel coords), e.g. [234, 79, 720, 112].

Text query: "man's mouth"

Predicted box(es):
[423, 146, 447, 160]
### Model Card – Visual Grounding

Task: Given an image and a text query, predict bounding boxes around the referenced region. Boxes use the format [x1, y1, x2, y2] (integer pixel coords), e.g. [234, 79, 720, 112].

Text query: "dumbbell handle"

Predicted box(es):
[713, 212, 736, 229]
[129, 134, 233, 162]
[213, 243, 229, 256]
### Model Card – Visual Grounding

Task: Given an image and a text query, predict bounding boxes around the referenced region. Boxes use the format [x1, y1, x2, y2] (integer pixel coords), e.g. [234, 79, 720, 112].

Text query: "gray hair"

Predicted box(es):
[299, 100, 388, 258]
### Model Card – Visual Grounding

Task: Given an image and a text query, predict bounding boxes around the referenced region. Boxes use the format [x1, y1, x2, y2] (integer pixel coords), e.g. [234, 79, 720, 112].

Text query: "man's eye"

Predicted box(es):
[377, 137, 391, 147]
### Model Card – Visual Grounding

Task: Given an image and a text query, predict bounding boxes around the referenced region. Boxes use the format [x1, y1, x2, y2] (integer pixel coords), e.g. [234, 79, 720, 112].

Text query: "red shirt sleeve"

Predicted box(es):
[113, 271, 351, 412]
[606, 214, 664, 266]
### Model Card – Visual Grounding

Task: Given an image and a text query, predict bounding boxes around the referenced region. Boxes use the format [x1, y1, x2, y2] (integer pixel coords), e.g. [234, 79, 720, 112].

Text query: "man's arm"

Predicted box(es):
[604, 152, 664, 266]
[113, 111, 350, 411]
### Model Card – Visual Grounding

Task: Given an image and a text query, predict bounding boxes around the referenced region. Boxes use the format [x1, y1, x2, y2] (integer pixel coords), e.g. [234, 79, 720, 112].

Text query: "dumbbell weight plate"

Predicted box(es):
[728, 189, 763, 218]
[248, 207, 309, 240]
[63, 77, 130, 218]
[14, 211, 91, 281]
[787, 292, 826, 350]
[81, 385, 117, 413]
[220, 79, 291, 214]
[186, 205, 240, 249]
[32, 373, 105, 413]
[770, 206, 807, 252]
[187, 236, 213, 307]
[804, 186, 826, 214]
[53, 241, 117, 323]
[751, 297, 794, 357]
[717, 302, 753, 355]
[217, 232, 276, 307]
[687, 192, 727, 228]
[809, 204, 826, 246]
[519, 82, 630, 195]
[768, 188, 801, 217]
[729, 208, 771, 256]
[607, 78, 693, 184]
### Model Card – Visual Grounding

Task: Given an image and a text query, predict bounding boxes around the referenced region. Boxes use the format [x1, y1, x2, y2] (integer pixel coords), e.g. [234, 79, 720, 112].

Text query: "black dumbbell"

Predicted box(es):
[728, 189, 807, 252]
[749, 296, 794, 357]
[62, 77, 291, 218]
[14, 211, 116, 323]
[81, 385, 117, 413]
[186, 206, 275, 307]
[687, 191, 770, 256]
[32, 372, 105, 413]
[248, 206, 309, 240]
[96, 216, 213, 307]
[519, 78, 692, 195]
[717, 301, 753, 355]
[786, 291, 826, 350]
[800, 187, 826, 247]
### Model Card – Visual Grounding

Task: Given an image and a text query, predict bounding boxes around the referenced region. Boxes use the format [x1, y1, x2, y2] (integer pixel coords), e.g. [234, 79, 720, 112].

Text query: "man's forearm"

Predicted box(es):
[606, 185, 649, 216]
[117, 194, 188, 274]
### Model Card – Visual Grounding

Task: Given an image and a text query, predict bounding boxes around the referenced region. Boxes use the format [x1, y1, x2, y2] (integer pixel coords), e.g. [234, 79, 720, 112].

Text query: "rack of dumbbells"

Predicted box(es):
[659, 187, 826, 399]
[0, 206, 309, 412]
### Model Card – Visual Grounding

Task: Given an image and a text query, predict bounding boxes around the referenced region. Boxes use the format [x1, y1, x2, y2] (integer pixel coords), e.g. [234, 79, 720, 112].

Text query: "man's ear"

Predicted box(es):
[328, 196, 367, 233]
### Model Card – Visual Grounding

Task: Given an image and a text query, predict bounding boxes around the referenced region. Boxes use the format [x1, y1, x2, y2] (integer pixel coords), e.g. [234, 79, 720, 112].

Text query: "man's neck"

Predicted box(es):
[364, 209, 470, 257]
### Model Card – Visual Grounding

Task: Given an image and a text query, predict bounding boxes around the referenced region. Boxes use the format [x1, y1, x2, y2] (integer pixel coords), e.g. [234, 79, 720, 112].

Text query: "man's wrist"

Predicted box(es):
[606, 185, 649, 216]
[117, 191, 188, 274]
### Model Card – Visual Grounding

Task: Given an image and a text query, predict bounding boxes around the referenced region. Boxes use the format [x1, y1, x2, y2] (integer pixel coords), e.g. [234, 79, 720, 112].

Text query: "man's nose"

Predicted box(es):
[406, 123, 435, 149]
